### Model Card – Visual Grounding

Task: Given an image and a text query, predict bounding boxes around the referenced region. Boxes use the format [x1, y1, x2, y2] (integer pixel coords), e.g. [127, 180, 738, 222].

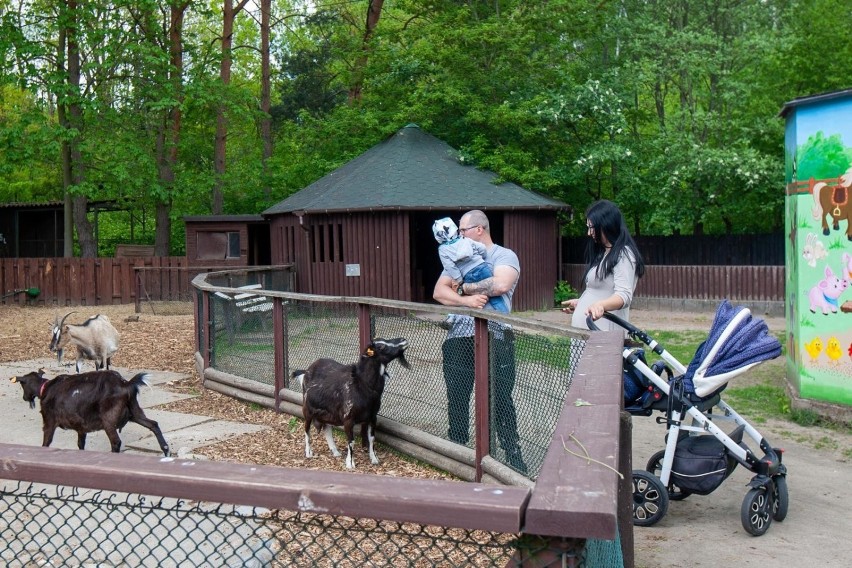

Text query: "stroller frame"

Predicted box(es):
[590, 309, 788, 536]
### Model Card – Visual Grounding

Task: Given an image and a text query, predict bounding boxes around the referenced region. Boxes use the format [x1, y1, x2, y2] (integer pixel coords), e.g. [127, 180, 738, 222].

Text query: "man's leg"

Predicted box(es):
[491, 331, 527, 473]
[443, 336, 474, 445]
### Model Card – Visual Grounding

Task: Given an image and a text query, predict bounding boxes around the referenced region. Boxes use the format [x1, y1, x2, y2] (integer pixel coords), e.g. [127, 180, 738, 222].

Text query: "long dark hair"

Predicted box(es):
[584, 200, 645, 280]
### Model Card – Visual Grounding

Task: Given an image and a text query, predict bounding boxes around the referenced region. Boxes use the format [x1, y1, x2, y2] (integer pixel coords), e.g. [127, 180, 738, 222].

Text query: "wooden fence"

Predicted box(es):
[562, 264, 785, 302]
[0, 257, 190, 306]
[2, 256, 785, 307]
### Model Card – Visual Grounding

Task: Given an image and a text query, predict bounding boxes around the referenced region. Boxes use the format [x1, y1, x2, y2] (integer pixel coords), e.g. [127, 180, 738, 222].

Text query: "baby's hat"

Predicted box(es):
[432, 217, 459, 243]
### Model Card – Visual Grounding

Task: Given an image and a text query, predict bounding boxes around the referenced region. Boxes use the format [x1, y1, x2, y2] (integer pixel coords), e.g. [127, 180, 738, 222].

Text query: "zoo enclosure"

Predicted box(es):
[190, 268, 632, 565]
[0, 277, 630, 567]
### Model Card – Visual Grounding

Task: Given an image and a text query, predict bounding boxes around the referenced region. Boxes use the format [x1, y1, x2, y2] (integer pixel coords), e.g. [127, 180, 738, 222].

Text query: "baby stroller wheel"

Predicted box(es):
[772, 476, 789, 522]
[646, 450, 693, 501]
[632, 470, 669, 527]
[741, 486, 773, 536]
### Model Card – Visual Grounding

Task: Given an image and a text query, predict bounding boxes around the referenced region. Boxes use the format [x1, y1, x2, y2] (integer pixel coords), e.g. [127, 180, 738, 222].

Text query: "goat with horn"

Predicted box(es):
[49, 312, 120, 373]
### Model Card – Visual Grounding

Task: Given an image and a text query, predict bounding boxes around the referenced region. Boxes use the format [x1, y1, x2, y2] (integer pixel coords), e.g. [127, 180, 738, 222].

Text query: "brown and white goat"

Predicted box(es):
[49, 312, 120, 373]
[10, 369, 170, 456]
[293, 337, 410, 469]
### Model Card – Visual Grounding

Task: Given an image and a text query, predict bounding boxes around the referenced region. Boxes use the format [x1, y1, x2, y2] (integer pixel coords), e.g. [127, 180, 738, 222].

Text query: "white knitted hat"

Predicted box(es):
[432, 217, 459, 243]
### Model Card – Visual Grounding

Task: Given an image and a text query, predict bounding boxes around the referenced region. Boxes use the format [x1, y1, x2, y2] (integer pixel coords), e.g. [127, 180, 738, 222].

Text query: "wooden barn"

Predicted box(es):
[262, 124, 570, 311]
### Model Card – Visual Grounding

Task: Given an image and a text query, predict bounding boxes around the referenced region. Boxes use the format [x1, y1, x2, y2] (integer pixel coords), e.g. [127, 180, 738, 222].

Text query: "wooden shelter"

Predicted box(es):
[184, 214, 271, 267]
[0, 201, 65, 257]
[263, 124, 570, 311]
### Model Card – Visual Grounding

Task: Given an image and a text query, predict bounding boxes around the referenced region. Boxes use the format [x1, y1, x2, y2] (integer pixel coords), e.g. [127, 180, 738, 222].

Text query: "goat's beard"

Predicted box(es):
[28, 398, 36, 409]
[396, 352, 411, 369]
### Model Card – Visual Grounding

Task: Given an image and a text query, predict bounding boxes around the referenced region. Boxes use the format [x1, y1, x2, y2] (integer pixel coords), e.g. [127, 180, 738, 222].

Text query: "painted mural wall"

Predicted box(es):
[785, 94, 852, 406]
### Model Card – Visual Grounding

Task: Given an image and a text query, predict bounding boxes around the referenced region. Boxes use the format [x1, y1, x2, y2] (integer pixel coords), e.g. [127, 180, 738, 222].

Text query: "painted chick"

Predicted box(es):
[825, 337, 842, 364]
[804, 337, 823, 362]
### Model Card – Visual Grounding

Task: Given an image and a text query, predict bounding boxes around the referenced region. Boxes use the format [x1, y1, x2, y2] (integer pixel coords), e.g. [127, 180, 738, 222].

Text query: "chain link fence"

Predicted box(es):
[0, 481, 597, 567]
[206, 290, 584, 479]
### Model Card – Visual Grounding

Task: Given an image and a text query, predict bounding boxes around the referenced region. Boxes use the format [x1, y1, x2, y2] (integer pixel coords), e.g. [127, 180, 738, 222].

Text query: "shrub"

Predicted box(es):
[554, 280, 578, 306]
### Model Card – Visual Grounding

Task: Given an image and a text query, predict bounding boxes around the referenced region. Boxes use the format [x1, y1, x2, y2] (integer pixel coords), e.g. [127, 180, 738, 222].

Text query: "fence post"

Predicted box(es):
[273, 297, 284, 412]
[618, 410, 634, 568]
[358, 304, 371, 350]
[473, 316, 489, 482]
[134, 269, 141, 313]
[202, 291, 211, 378]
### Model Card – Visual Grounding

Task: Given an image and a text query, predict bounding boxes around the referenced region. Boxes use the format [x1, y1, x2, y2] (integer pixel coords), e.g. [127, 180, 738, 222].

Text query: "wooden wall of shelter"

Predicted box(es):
[269, 210, 560, 312]
[184, 215, 271, 268]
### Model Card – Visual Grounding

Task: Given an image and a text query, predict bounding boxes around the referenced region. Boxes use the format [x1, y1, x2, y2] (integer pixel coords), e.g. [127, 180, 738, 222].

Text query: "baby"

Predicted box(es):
[432, 217, 508, 313]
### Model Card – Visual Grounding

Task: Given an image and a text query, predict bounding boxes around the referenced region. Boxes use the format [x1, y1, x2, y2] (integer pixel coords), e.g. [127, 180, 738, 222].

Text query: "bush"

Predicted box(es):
[554, 280, 578, 306]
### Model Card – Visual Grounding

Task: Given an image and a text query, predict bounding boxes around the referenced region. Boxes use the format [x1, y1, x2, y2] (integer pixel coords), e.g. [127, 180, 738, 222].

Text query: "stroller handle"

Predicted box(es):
[586, 312, 654, 345]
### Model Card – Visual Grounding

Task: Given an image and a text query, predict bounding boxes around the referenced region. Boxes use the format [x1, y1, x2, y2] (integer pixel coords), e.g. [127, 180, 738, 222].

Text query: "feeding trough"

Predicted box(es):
[1, 287, 40, 300]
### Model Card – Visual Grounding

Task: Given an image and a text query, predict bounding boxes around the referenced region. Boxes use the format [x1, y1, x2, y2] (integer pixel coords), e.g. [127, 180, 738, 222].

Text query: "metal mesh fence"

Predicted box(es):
[208, 297, 585, 479]
[0, 481, 568, 567]
[491, 327, 583, 476]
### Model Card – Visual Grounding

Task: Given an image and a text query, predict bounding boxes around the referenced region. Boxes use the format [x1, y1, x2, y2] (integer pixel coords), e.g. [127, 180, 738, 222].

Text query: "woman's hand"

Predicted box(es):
[586, 302, 606, 321]
[560, 298, 578, 314]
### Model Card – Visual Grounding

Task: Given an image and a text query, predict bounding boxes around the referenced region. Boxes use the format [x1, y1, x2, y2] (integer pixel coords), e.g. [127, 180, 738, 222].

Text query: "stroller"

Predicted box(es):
[588, 300, 787, 536]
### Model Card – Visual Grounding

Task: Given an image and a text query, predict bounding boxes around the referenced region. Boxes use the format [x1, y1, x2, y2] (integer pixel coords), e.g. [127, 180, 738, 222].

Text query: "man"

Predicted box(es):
[432, 210, 527, 474]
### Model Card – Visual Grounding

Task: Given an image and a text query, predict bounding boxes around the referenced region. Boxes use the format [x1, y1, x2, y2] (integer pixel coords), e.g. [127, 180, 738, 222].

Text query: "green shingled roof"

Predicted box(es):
[263, 124, 569, 215]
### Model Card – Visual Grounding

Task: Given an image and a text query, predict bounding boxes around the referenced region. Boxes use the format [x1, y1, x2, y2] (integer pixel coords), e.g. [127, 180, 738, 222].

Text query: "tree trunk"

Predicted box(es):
[66, 0, 96, 257]
[213, 0, 250, 215]
[57, 25, 74, 257]
[260, 0, 272, 200]
[152, 2, 190, 256]
[348, 0, 384, 103]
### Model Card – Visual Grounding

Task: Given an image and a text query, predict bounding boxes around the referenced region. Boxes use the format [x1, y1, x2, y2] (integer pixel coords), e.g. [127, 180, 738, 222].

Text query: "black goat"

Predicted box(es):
[293, 337, 410, 469]
[10, 369, 170, 456]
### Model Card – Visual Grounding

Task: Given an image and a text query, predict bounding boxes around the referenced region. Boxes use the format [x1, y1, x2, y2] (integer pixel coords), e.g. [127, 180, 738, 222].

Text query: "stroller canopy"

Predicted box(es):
[682, 300, 782, 397]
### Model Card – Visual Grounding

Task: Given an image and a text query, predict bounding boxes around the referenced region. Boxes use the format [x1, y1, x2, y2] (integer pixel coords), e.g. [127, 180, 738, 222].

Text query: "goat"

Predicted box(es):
[293, 337, 410, 469]
[10, 369, 170, 456]
[49, 312, 120, 373]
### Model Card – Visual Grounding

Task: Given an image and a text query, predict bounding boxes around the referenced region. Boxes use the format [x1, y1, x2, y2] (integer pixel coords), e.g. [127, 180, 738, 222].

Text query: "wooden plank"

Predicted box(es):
[0, 443, 529, 535]
[524, 331, 622, 539]
[115, 244, 155, 258]
[97, 257, 113, 305]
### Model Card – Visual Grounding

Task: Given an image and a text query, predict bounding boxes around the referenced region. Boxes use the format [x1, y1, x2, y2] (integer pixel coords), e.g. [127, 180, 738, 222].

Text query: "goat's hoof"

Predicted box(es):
[370, 457, 380, 465]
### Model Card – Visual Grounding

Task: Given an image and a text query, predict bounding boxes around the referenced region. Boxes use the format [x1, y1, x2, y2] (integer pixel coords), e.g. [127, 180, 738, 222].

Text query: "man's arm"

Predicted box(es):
[460, 264, 518, 297]
[433, 274, 488, 309]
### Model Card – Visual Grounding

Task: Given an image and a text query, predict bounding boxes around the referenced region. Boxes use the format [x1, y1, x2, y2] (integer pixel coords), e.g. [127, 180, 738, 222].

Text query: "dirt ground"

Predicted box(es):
[1, 303, 850, 567]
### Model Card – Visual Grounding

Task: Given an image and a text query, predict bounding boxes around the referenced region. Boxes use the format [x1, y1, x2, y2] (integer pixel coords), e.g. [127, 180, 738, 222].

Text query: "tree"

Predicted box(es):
[212, 0, 251, 215]
[63, 0, 96, 256]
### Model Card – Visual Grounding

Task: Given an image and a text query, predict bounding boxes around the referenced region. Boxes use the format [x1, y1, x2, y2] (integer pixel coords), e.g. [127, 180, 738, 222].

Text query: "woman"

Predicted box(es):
[561, 200, 645, 331]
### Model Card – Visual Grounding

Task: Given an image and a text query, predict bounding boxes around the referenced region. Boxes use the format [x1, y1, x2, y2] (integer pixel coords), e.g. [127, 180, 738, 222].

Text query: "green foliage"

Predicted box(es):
[3, 0, 849, 250]
[554, 280, 578, 306]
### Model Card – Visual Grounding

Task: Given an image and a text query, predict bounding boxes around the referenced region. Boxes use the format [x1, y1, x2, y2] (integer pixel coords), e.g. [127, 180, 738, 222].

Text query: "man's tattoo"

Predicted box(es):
[467, 278, 495, 296]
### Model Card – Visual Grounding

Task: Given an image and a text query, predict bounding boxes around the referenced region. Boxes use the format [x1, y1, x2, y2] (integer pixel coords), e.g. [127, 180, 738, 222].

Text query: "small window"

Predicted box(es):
[227, 232, 240, 258]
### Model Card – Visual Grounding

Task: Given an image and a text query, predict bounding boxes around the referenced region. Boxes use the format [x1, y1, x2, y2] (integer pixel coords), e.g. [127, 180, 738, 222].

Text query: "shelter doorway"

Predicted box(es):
[408, 211, 505, 304]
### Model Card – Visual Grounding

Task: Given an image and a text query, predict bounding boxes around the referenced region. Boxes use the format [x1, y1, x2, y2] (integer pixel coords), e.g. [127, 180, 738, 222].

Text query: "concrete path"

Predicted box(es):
[0, 358, 266, 457]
